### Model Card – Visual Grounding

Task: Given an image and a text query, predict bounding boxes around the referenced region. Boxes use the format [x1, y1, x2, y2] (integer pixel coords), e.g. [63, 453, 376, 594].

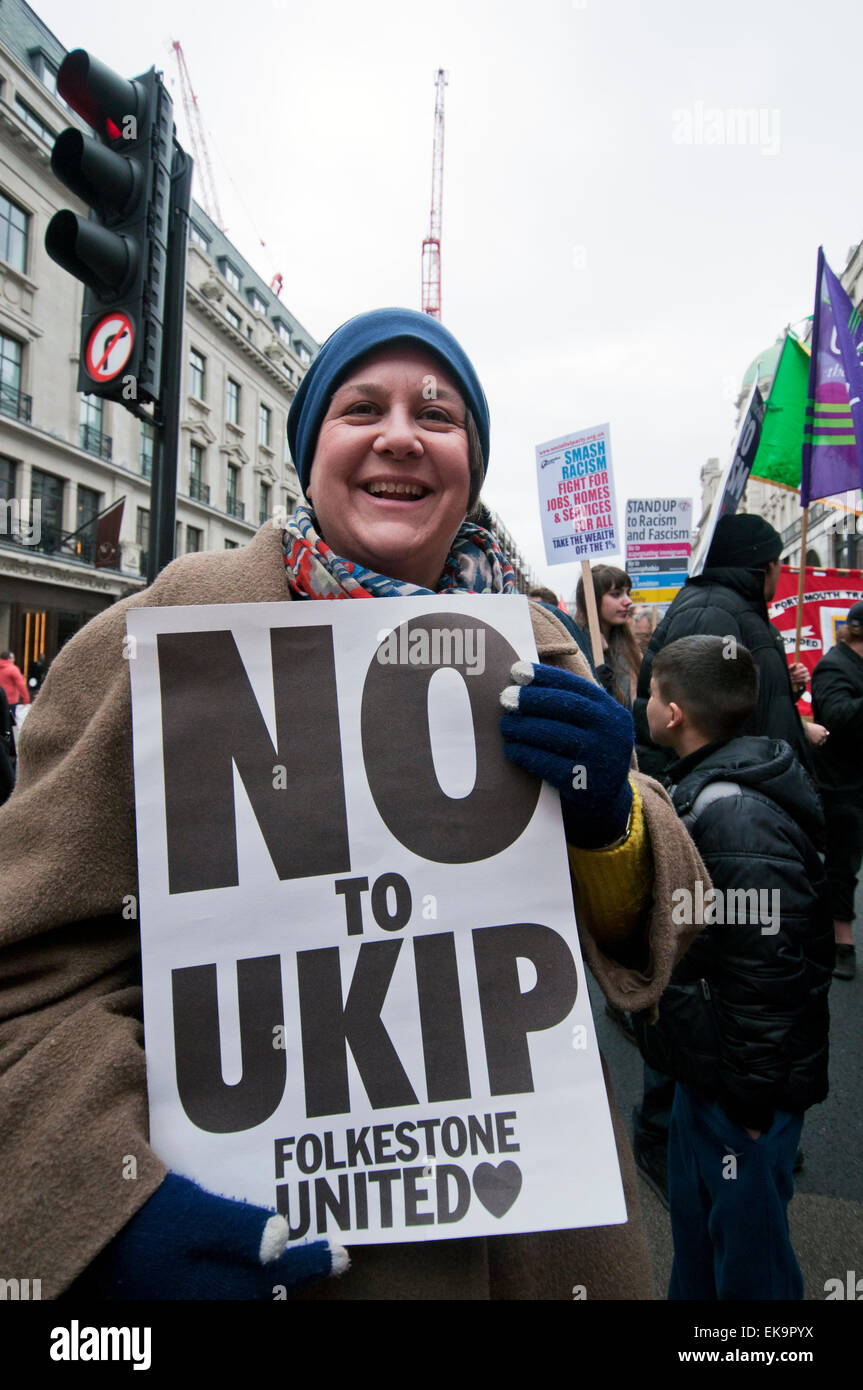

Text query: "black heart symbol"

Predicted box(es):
[472, 1161, 523, 1217]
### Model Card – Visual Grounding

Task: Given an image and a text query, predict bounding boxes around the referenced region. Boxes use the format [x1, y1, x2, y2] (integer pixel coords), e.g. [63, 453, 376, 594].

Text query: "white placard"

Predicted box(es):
[625, 498, 693, 553]
[127, 596, 625, 1247]
[535, 423, 619, 566]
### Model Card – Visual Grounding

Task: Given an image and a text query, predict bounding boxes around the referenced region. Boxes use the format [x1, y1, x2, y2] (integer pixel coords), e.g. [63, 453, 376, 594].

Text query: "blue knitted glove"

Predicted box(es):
[500, 661, 634, 849]
[67, 1173, 347, 1300]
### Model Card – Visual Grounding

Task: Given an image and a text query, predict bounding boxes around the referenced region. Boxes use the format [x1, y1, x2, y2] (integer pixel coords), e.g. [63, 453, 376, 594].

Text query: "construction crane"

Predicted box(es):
[421, 69, 448, 320]
[171, 40, 226, 232]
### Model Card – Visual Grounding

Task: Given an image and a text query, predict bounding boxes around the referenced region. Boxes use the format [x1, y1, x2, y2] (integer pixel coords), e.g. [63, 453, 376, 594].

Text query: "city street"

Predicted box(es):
[592, 876, 863, 1301]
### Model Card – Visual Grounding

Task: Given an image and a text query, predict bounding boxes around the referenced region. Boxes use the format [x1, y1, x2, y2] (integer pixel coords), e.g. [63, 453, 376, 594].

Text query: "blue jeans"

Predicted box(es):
[668, 1082, 804, 1300]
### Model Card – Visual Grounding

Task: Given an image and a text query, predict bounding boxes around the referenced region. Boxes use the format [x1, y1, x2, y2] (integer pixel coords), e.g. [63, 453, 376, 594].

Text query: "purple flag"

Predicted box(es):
[801, 247, 863, 505]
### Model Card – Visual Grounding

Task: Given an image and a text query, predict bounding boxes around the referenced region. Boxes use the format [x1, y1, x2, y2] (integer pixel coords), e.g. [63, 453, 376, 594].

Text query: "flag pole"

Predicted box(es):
[794, 505, 808, 661]
[580, 560, 605, 667]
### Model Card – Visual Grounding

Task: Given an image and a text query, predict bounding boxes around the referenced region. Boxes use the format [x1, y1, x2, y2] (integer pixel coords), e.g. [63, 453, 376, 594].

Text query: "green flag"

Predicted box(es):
[749, 332, 810, 489]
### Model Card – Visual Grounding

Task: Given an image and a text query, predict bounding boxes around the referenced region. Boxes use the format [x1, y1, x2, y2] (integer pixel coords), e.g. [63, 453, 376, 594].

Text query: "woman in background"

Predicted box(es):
[575, 566, 642, 709]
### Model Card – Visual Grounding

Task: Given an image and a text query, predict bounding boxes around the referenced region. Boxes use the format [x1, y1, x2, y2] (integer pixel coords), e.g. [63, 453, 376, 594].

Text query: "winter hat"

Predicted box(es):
[846, 600, 863, 627]
[287, 308, 490, 497]
[706, 513, 782, 568]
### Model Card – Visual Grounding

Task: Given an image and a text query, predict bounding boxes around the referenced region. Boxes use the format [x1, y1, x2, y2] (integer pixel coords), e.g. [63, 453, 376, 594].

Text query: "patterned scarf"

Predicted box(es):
[282, 504, 515, 599]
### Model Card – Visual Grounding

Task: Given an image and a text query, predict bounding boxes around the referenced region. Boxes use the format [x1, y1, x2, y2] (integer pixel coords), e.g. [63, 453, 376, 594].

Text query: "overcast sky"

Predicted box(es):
[33, 0, 863, 593]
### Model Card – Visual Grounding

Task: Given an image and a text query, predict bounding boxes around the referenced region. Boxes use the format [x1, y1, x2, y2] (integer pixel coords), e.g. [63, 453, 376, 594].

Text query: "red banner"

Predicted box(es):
[768, 565, 863, 712]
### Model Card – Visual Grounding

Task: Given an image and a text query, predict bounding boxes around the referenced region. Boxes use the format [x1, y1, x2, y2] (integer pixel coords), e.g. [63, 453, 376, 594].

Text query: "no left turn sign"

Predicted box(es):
[85, 311, 135, 382]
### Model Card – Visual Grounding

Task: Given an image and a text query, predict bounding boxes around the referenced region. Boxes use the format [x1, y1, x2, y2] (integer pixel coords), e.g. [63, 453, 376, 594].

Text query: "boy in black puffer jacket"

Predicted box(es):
[634, 634, 833, 1300]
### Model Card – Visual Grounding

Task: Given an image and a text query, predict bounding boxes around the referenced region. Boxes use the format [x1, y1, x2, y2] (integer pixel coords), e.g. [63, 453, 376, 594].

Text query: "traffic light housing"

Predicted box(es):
[45, 50, 173, 405]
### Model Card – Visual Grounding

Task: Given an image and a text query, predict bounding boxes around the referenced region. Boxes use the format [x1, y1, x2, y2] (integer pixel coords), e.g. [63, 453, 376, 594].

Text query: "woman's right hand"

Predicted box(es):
[66, 1173, 347, 1300]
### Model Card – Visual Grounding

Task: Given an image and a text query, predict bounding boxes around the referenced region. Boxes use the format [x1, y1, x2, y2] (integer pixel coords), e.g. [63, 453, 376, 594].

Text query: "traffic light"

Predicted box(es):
[45, 50, 173, 406]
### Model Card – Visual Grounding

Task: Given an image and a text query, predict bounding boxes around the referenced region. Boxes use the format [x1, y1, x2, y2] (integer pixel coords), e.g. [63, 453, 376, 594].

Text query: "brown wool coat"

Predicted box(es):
[0, 521, 706, 1299]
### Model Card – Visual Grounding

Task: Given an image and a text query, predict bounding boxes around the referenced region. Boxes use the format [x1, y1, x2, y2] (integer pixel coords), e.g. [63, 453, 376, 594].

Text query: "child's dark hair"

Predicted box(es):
[652, 635, 759, 741]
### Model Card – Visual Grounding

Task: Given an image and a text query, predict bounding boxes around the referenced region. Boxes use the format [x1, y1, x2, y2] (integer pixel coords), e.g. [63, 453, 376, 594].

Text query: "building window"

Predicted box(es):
[296, 343, 311, 365]
[226, 377, 240, 426]
[189, 347, 206, 400]
[73, 485, 101, 562]
[14, 96, 55, 144]
[76, 485, 100, 529]
[30, 51, 59, 94]
[31, 467, 63, 553]
[248, 290, 266, 313]
[140, 421, 155, 479]
[224, 539, 239, 549]
[186, 525, 203, 553]
[226, 306, 242, 331]
[259, 481, 272, 525]
[835, 531, 860, 569]
[0, 455, 15, 501]
[0, 192, 29, 274]
[275, 321, 292, 348]
[80, 394, 111, 458]
[226, 462, 243, 518]
[258, 403, 271, 448]
[0, 332, 30, 423]
[136, 507, 150, 573]
[220, 260, 241, 291]
[189, 223, 210, 252]
[188, 442, 210, 503]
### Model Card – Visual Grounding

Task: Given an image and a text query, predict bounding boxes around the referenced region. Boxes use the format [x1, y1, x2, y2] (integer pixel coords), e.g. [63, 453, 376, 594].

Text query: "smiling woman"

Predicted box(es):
[0, 306, 709, 1303]
[283, 308, 496, 598]
[306, 348, 472, 590]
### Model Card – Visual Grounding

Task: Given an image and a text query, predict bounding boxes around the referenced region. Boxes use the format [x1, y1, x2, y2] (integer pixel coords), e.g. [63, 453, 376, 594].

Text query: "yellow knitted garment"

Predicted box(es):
[567, 783, 653, 954]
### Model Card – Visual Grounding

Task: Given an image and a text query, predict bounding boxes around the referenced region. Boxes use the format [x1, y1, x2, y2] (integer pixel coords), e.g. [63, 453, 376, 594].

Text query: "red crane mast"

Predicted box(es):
[421, 69, 448, 320]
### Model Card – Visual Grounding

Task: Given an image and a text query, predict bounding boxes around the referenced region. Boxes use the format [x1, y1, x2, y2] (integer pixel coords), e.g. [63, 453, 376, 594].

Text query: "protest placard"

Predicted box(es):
[127, 595, 625, 1247]
[536, 423, 619, 566]
[625, 498, 692, 605]
[690, 383, 765, 577]
[768, 565, 863, 711]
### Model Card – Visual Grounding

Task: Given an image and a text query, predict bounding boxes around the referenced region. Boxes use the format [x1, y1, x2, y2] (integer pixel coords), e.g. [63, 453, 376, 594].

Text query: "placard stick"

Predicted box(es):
[794, 507, 808, 662]
[580, 560, 605, 668]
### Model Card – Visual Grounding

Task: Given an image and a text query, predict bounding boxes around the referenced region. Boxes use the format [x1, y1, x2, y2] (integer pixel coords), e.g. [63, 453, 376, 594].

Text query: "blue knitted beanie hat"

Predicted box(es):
[287, 308, 490, 496]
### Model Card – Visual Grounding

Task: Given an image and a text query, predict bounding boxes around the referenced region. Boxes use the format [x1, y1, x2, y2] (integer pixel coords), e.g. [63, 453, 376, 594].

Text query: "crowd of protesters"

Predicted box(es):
[555, 512, 860, 1300]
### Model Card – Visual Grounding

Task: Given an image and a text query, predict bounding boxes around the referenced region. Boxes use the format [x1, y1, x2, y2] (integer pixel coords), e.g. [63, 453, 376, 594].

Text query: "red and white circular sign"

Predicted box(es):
[85, 311, 135, 382]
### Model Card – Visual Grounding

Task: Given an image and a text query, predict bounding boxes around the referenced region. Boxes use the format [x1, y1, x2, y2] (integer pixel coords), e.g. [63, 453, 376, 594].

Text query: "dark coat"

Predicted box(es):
[811, 641, 863, 793]
[632, 736, 833, 1131]
[0, 689, 13, 805]
[633, 567, 810, 777]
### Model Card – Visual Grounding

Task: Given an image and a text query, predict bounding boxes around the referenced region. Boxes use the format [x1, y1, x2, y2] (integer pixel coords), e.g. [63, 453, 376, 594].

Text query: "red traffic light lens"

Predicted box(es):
[57, 50, 140, 140]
